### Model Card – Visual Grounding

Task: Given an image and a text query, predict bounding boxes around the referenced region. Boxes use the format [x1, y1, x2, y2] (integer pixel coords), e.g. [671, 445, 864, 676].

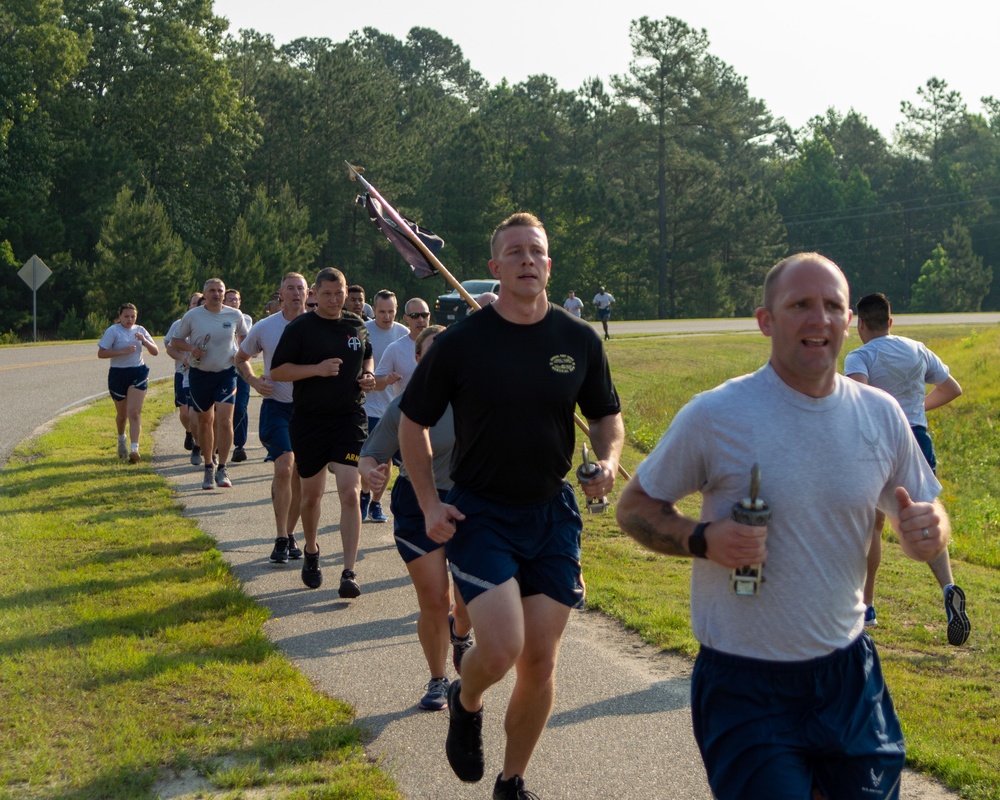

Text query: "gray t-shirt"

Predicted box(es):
[364, 320, 409, 417]
[359, 392, 455, 489]
[635, 363, 940, 661]
[844, 335, 949, 427]
[98, 323, 153, 368]
[239, 312, 296, 404]
[375, 335, 418, 400]
[173, 306, 249, 372]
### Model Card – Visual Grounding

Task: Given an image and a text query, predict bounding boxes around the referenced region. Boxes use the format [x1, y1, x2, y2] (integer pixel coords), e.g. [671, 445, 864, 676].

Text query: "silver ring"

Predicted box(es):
[921, 528, 930, 539]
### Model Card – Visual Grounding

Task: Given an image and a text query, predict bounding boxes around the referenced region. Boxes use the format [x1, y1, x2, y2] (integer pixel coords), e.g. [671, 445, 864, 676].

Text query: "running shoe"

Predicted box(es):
[944, 584, 971, 646]
[339, 569, 361, 598]
[232, 446, 247, 463]
[270, 537, 289, 564]
[359, 491, 371, 521]
[215, 465, 232, 488]
[864, 605, 878, 627]
[286, 533, 303, 559]
[117, 440, 128, 459]
[301, 547, 322, 589]
[190, 445, 202, 467]
[445, 679, 484, 782]
[368, 502, 388, 523]
[418, 677, 450, 711]
[450, 614, 474, 675]
[128, 450, 141, 464]
[183, 431, 194, 451]
[202, 465, 215, 490]
[493, 773, 540, 800]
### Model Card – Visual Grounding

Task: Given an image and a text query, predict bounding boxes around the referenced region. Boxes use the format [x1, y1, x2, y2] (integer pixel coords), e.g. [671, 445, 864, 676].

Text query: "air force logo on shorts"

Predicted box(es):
[347, 336, 362, 351]
[550, 354, 575, 374]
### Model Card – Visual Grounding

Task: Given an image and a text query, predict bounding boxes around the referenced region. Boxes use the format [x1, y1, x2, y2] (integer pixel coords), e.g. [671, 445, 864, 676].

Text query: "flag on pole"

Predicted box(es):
[357, 193, 443, 279]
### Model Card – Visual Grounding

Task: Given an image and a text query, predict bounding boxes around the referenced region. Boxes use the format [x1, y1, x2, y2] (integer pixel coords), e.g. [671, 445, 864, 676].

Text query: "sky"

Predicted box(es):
[211, 0, 998, 139]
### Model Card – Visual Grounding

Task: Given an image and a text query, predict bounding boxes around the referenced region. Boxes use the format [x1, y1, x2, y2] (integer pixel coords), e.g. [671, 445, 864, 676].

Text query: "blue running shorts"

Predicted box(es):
[188, 366, 237, 413]
[108, 365, 149, 401]
[258, 399, 294, 462]
[444, 482, 584, 609]
[911, 425, 937, 474]
[390, 475, 447, 563]
[172, 372, 187, 407]
[691, 633, 905, 800]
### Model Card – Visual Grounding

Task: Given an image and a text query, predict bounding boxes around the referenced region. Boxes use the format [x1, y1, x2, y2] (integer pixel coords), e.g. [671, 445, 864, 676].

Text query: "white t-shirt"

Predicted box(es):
[364, 320, 409, 417]
[593, 292, 615, 310]
[165, 319, 188, 376]
[844, 335, 949, 427]
[375, 335, 418, 400]
[240, 311, 297, 404]
[635, 363, 940, 661]
[563, 296, 584, 317]
[173, 306, 249, 372]
[98, 323, 153, 368]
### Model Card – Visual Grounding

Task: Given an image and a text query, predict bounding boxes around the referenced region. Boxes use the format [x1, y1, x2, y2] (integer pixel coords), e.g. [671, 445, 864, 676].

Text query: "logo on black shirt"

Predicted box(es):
[550, 354, 576, 374]
[347, 336, 362, 351]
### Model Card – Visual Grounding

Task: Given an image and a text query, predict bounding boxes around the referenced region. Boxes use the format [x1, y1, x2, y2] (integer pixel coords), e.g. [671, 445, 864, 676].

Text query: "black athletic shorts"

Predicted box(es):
[289, 408, 367, 479]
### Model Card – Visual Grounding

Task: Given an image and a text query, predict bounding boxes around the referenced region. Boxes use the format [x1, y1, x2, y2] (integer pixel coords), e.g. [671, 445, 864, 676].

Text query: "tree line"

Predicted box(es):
[2, 0, 997, 337]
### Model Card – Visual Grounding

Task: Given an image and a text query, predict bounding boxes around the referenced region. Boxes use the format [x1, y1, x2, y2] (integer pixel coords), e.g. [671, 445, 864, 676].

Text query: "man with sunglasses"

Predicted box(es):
[375, 299, 432, 397]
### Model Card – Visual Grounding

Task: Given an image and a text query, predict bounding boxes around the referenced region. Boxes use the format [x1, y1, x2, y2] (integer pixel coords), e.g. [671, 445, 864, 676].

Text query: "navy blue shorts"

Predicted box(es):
[188, 366, 237, 412]
[289, 409, 366, 479]
[911, 425, 937, 474]
[258, 399, 293, 462]
[108, 365, 149, 401]
[444, 482, 584, 609]
[390, 475, 446, 563]
[172, 372, 187, 407]
[691, 633, 904, 800]
[598, 308, 611, 321]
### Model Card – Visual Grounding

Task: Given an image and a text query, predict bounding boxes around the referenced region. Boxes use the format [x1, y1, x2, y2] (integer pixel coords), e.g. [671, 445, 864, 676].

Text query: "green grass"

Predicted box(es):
[2, 326, 999, 799]
[0, 394, 399, 800]
[577, 323, 1000, 799]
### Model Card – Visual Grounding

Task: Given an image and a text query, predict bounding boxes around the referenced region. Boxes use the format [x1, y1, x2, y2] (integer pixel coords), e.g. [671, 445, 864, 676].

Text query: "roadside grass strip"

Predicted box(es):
[0, 392, 399, 800]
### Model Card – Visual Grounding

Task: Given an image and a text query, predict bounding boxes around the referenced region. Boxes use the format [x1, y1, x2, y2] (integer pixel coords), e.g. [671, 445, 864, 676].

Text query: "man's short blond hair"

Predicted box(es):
[490, 212, 546, 259]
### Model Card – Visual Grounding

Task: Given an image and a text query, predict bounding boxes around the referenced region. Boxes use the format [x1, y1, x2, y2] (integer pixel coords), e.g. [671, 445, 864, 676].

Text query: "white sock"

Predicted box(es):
[118, 434, 126, 443]
[131, 442, 139, 452]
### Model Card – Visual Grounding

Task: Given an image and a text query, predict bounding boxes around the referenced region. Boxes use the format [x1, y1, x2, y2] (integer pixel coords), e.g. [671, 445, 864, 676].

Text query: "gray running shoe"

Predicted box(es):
[418, 677, 450, 711]
[117, 440, 128, 459]
[202, 465, 215, 490]
[945, 584, 971, 646]
[190, 445, 202, 467]
[215, 465, 232, 488]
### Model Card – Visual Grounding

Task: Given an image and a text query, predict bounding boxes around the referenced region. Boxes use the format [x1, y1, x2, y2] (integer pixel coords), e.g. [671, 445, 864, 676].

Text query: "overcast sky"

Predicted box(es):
[212, 0, 998, 138]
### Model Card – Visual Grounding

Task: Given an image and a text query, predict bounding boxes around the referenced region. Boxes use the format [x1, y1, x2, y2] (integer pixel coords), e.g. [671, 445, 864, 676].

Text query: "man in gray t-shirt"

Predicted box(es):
[845, 291, 969, 645]
[616, 254, 951, 800]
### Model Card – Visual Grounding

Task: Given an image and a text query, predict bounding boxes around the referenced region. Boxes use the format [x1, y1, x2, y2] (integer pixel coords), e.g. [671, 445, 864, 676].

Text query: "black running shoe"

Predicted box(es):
[945, 584, 971, 646]
[270, 537, 289, 564]
[301, 547, 322, 589]
[190, 445, 202, 467]
[286, 533, 302, 560]
[183, 431, 194, 451]
[232, 446, 247, 463]
[493, 773, 540, 800]
[446, 679, 484, 782]
[339, 569, 361, 599]
[450, 614, 473, 676]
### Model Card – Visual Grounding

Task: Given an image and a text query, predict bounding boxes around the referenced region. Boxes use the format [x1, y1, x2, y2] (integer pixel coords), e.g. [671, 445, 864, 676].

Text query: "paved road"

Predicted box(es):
[4, 323, 978, 799]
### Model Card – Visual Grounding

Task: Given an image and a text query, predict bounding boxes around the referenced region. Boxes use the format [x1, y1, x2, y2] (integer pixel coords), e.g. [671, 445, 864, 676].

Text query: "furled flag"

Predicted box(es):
[357, 193, 443, 279]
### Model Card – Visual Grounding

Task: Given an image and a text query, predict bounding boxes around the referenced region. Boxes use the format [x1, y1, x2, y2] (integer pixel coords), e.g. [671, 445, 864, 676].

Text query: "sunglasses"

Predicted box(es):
[306, 302, 317, 308]
[406, 312, 430, 319]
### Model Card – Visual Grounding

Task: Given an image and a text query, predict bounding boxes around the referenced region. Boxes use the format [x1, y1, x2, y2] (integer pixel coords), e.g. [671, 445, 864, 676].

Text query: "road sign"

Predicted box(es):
[18, 255, 52, 342]
[18, 255, 52, 290]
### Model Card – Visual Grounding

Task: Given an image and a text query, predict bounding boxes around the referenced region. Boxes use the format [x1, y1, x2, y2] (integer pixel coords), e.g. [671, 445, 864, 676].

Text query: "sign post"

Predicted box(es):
[17, 255, 53, 343]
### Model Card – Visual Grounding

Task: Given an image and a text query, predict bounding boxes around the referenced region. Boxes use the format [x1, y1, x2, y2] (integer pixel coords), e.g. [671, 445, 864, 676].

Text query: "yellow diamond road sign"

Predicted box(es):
[18, 255, 52, 290]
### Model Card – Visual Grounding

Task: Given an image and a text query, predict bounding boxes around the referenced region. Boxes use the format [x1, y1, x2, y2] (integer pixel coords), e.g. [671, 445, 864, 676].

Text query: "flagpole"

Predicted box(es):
[347, 162, 630, 482]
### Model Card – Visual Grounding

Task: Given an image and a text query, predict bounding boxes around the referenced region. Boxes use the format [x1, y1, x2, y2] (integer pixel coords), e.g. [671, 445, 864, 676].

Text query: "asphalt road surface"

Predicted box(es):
[6, 319, 982, 799]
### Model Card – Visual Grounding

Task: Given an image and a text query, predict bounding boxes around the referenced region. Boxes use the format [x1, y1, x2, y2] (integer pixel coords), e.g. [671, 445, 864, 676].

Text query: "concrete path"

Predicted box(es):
[151, 398, 957, 800]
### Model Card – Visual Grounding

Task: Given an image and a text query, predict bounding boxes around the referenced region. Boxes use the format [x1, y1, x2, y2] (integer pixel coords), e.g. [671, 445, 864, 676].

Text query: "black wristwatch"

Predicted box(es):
[689, 521, 710, 559]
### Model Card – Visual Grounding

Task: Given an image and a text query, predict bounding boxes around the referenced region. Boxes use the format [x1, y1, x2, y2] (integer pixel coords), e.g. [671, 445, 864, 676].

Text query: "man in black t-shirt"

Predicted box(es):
[271, 267, 376, 599]
[399, 213, 624, 799]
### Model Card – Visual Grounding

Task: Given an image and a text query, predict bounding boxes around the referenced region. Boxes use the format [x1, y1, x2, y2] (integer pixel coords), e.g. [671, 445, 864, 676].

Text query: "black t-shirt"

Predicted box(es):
[400, 303, 620, 504]
[271, 311, 372, 417]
